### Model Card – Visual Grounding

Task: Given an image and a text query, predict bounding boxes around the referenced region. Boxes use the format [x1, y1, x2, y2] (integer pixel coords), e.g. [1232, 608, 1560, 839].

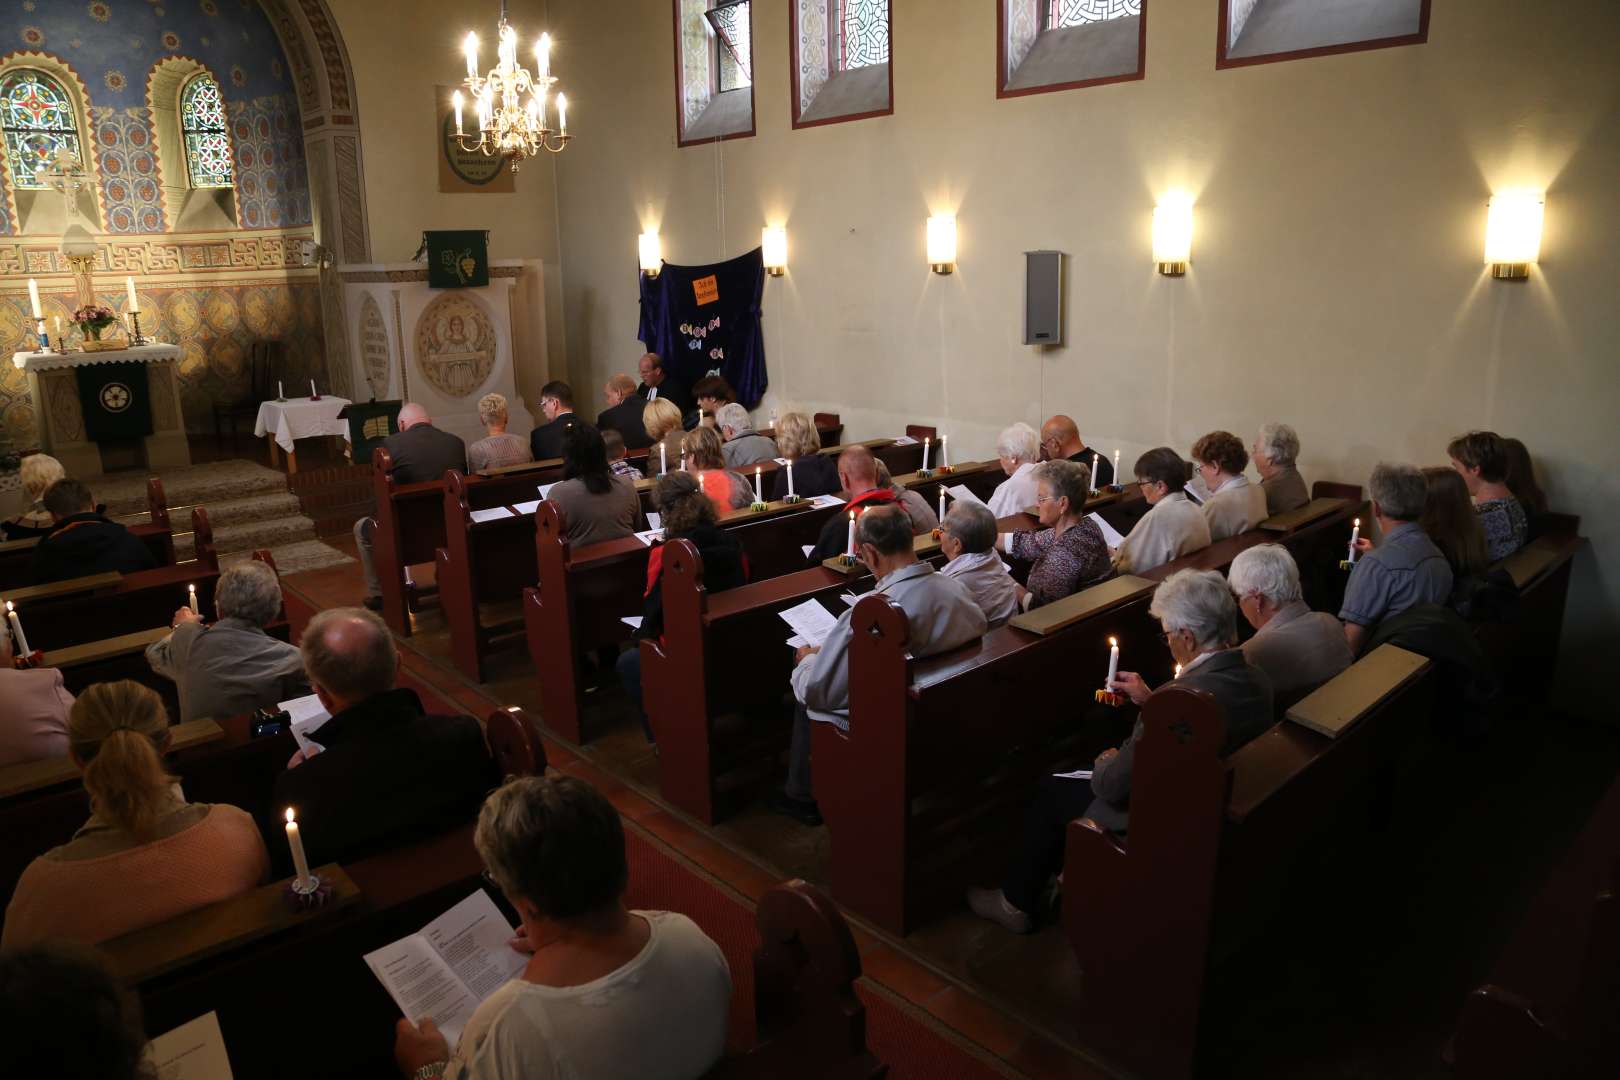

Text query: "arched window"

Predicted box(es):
[0, 69, 84, 189]
[180, 73, 234, 189]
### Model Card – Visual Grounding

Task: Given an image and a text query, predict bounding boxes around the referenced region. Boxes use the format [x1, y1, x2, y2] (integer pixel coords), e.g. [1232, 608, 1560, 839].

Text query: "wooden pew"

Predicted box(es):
[1061, 646, 1435, 1079]
[810, 494, 1363, 934]
[0, 476, 174, 589]
[1451, 770, 1620, 1080]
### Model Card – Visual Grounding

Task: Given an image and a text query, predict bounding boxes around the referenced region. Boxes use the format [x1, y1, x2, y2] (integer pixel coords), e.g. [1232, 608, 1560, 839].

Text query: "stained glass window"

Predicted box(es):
[1049, 0, 1141, 29]
[0, 70, 84, 190]
[181, 74, 234, 189]
[706, 1, 752, 92]
[839, 0, 889, 71]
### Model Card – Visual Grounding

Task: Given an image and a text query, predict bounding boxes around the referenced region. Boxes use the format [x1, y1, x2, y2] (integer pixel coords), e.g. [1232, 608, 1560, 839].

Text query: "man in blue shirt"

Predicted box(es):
[1340, 462, 1454, 655]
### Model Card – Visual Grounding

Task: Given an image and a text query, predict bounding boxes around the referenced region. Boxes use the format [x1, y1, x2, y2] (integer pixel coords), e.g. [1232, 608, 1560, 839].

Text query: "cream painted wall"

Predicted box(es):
[329, 0, 566, 400]
[546, 0, 1620, 701]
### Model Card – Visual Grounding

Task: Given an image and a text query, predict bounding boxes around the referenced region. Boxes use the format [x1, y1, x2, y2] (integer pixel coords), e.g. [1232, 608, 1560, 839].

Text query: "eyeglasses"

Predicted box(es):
[1034, 493, 1059, 504]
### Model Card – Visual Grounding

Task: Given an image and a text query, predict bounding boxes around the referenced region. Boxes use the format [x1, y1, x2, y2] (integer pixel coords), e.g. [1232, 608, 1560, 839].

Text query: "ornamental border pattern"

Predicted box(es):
[0, 231, 317, 276]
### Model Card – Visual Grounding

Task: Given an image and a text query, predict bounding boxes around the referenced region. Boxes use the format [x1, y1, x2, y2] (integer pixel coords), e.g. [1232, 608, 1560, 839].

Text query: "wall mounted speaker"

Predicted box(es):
[1023, 250, 1064, 346]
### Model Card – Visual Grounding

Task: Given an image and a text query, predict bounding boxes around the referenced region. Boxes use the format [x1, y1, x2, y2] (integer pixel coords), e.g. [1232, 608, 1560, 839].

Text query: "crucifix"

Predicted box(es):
[34, 147, 100, 307]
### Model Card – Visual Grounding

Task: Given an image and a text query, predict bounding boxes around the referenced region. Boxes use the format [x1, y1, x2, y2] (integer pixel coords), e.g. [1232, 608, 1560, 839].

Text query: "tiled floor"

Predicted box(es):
[281, 541, 1620, 1080]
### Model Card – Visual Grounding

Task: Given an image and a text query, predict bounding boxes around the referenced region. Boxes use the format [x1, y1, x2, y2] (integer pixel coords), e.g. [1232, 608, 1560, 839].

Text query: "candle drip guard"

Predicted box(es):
[282, 873, 334, 912]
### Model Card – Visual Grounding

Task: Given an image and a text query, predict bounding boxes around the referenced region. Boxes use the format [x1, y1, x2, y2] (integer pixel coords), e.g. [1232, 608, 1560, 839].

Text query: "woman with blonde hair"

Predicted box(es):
[2, 453, 65, 540]
[467, 393, 533, 472]
[769, 411, 841, 500]
[643, 397, 687, 477]
[3, 681, 268, 947]
[681, 426, 752, 511]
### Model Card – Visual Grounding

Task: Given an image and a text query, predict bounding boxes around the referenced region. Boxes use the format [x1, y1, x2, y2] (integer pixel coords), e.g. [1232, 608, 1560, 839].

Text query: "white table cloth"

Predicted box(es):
[254, 396, 353, 454]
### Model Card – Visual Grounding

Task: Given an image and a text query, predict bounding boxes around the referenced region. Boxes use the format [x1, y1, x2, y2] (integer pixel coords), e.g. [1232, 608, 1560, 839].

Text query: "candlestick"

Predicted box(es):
[6, 602, 31, 658]
[786, 460, 795, 498]
[128, 310, 148, 346]
[846, 510, 856, 557]
[660, 443, 667, 475]
[922, 437, 931, 472]
[187, 583, 198, 617]
[938, 489, 946, 524]
[754, 467, 763, 504]
[284, 808, 313, 888]
[54, 315, 62, 339]
[277, 380, 285, 400]
[125, 276, 138, 312]
[27, 278, 41, 319]
[1105, 636, 1119, 687]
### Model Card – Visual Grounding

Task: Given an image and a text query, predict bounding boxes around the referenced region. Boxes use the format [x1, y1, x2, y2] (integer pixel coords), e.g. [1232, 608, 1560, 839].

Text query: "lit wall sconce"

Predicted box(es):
[1152, 196, 1193, 276]
[927, 215, 957, 275]
[638, 230, 662, 278]
[1485, 191, 1544, 280]
[762, 226, 787, 277]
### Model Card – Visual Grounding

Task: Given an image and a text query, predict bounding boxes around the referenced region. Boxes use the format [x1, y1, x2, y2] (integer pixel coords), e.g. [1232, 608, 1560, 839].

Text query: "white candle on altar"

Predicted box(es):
[125, 276, 138, 312]
[786, 460, 795, 498]
[846, 510, 856, 557]
[187, 583, 198, 616]
[938, 489, 946, 523]
[277, 380, 284, 399]
[53, 316, 62, 339]
[1091, 452, 1100, 491]
[1348, 518, 1361, 562]
[284, 808, 313, 886]
[309, 379, 318, 398]
[941, 434, 948, 469]
[922, 437, 931, 472]
[754, 467, 763, 504]
[1105, 636, 1119, 687]
[660, 442, 667, 475]
[27, 279, 41, 318]
[6, 602, 31, 658]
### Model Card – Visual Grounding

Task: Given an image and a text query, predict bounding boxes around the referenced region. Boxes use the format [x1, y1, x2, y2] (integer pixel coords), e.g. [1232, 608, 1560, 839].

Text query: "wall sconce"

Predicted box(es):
[762, 226, 787, 277]
[1152, 196, 1193, 276]
[927, 215, 957, 275]
[638, 230, 662, 278]
[1485, 191, 1544, 280]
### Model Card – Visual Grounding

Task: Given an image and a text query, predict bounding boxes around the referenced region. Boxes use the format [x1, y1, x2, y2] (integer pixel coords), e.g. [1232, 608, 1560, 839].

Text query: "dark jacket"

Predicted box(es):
[28, 512, 158, 584]
[1067, 447, 1115, 488]
[1088, 649, 1274, 833]
[270, 687, 497, 869]
[806, 488, 898, 563]
[770, 453, 841, 501]
[383, 423, 467, 485]
[1367, 603, 1500, 737]
[637, 379, 693, 418]
[597, 398, 652, 450]
[637, 524, 748, 640]
[529, 413, 580, 462]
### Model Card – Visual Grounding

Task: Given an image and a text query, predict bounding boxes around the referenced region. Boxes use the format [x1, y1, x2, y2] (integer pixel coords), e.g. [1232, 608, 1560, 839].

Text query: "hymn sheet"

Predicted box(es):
[148, 1011, 234, 1080]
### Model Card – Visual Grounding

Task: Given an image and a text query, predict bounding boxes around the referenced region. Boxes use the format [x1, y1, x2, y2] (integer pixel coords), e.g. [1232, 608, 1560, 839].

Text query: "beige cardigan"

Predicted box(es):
[1113, 492, 1212, 575]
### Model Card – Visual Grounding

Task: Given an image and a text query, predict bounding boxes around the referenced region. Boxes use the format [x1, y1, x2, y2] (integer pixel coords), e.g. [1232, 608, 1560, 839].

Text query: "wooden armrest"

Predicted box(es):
[40, 625, 171, 668]
[913, 531, 942, 557]
[1260, 497, 1345, 533]
[101, 864, 360, 983]
[1008, 575, 1155, 636]
[1495, 538, 1571, 591]
[1, 571, 123, 604]
[894, 460, 990, 486]
[0, 717, 223, 799]
[1285, 644, 1430, 739]
[475, 457, 562, 478]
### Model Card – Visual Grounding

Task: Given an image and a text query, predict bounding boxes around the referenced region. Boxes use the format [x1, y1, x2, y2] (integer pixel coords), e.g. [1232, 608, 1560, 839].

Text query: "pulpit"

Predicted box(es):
[10, 344, 192, 477]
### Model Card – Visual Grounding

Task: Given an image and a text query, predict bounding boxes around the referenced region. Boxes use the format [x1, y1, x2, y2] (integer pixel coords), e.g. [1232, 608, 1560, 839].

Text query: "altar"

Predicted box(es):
[10, 343, 192, 477]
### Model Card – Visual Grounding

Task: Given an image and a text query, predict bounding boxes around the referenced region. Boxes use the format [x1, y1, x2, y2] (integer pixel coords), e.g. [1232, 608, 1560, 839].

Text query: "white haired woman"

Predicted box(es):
[1229, 544, 1351, 702]
[392, 776, 732, 1080]
[3, 453, 65, 540]
[985, 422, 1043, 518]
[468, 393, 534, 472]
[968, 569, 1273, 934]
[1252, 423, 1308, 515]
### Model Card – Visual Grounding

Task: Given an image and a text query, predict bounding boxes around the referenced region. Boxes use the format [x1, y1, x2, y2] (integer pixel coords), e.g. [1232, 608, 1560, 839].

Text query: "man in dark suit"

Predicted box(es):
[274, 607, 497, 867]
[636, 352, 693, 417]
[354, 403, 467, 610]
[27, 479, 158, 584]
[596, 373, 651, 449]
[529, 380, 580, 461]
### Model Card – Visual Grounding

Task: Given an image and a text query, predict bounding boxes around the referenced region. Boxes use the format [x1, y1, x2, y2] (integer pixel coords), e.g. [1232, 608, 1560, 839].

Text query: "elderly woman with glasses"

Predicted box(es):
[939, 500, 1019, 626]
[967, 569, 1274, 934]
[1191, 430, 1267, 540]
[393, 776, 733, 1080]
[997, 459, 1110, 611]
[1111, 447, 1212, 575]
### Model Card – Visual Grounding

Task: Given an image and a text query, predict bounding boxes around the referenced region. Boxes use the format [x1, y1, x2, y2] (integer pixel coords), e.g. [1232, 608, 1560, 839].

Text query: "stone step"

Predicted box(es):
[118, 491, 305, 531]
[96, 461, 288, 517]
[173, 513, 320, 562]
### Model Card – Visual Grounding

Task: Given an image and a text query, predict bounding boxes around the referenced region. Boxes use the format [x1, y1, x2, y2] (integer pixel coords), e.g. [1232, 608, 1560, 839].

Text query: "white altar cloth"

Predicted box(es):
[254, 397, 353, 454]
[12, 342, 182, 373]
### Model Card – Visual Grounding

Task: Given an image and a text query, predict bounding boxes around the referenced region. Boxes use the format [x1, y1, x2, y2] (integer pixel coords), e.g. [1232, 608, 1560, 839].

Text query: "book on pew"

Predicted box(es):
[363, 889, 528, 1048]
[278, 693, 331, 756]
[808, 494, 845, 509]
[1087, 512, 1125, 548]
[470, 507, 514, 523]
[892, 435, 918, 446]
[147, 1011, 234, 1080]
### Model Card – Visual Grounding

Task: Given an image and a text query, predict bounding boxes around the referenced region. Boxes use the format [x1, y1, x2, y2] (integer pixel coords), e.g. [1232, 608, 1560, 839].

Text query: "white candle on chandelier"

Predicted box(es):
[463, 32, 479, 79]
[452, 90, 464, 136]
[27, 278, 41, 319]
[527, 95, 541, 129]
[537, 32, 551, 81]
[557, 93, 568, 136]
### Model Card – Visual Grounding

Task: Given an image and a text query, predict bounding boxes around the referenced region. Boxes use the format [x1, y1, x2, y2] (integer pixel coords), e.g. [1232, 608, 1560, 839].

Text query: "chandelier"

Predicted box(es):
[451, 1, 570, 171]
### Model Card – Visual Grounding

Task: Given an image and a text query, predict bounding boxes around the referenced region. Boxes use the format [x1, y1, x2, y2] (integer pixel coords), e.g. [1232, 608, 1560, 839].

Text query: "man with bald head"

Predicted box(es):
[1040, 415, 1113, 487]
[803, 444, 901, 563]
[272, 607, 496, 866]
[353, 403, 467, 610]
[597, 372, 652, 449]
[636, 352, 693, 417]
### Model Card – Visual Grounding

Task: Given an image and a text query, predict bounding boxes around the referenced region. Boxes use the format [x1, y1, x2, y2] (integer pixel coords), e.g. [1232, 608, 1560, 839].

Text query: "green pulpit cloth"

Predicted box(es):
[75, 362, 154, 442]
[426, 230, 490, 288]
[340, 399, 402, 466]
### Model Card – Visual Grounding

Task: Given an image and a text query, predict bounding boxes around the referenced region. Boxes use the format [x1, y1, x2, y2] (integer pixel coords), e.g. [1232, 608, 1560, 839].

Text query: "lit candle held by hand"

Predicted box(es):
[1347, 517, 1361, 563]
[187, 583, 198, 618]
[1105, 636, 1120, 688]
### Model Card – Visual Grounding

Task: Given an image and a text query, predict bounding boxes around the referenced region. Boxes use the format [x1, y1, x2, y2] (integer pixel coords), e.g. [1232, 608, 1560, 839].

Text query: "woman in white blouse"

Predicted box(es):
[1112, 447, 1212, 575]
[985, 422, 1042, 518]
[1191, 430, 1268, 541]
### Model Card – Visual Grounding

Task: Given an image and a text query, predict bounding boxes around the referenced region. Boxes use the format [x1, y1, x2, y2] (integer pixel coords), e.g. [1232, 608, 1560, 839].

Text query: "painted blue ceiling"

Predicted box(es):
[12, 0, 294, 108]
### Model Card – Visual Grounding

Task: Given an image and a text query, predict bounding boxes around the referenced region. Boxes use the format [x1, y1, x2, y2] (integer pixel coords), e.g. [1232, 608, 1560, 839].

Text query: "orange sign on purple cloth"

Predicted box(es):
[692, 274, 720, 306]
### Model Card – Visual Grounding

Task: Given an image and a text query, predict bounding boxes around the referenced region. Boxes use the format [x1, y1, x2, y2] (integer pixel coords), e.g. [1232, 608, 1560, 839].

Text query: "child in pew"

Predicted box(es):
[392, 776, 731, 1080]
[3, 681, 269, 948]
[0, 942, 153, 1080]
[0, 615, 74, 768]
[602, 428, 643, 481]
[967, 570, 1272, 934]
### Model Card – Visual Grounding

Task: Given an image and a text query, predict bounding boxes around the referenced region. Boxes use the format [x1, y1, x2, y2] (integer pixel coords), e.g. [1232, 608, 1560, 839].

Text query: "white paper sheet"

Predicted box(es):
[892, 435, 919, 446]
[621, 616, 644, 630]
[277, 694, 330, 757]
[1086, 512, 1126, 549]
[786, 634, 809, 649]
[801, 545, 816, 558]
[469, 506, 514, 523]
[363, 891, 525, 1049]
[647, 512, 661, 531]
[778, 598, 840, 648]
[635, 528, 665, 546]
[774, 457, 791, 466]
[1053, 769, 1094, 781]
[149, 1011, 234, 1080]
[840, 592, 861, 607]
[944, 485, 984, 507]
[808, 494, 846, 509]
[512, 500, 541, 515]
